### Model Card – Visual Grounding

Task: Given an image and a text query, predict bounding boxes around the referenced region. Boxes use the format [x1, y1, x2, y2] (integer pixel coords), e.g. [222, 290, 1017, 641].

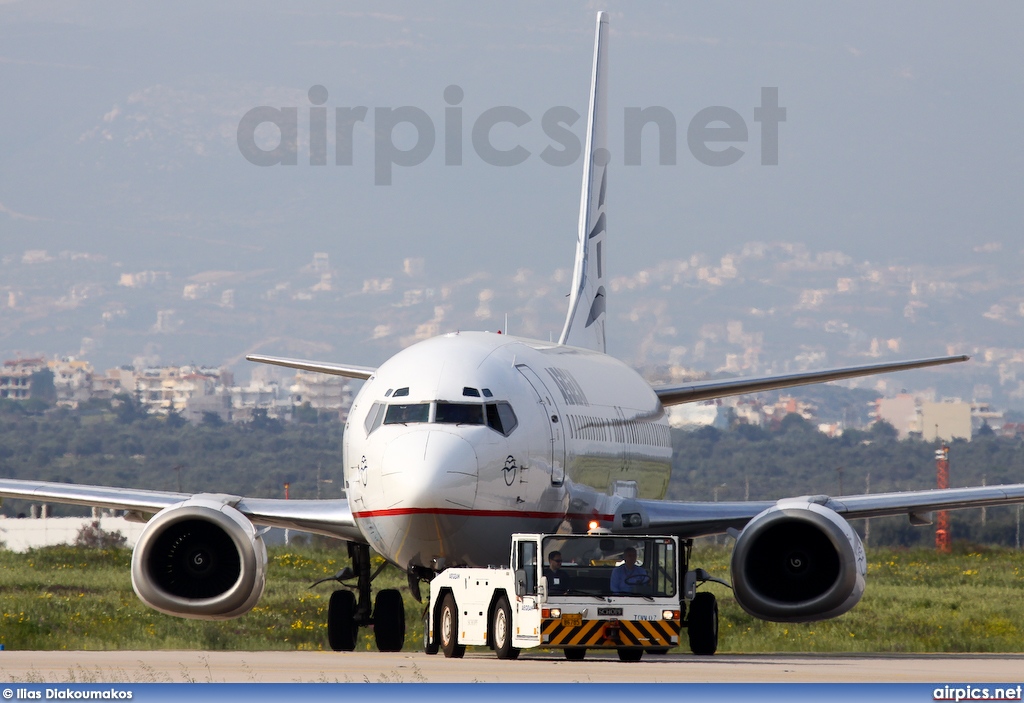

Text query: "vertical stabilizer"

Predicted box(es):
[559, 11, 609, 353]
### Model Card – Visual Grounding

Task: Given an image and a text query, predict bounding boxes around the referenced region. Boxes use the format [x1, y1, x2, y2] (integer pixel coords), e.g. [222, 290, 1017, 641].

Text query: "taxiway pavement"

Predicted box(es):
[0, 650, 1021, 683]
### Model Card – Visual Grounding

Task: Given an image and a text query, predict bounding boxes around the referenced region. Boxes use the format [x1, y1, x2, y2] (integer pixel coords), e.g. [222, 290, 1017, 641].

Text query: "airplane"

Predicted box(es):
[3, 12, 1024, 657]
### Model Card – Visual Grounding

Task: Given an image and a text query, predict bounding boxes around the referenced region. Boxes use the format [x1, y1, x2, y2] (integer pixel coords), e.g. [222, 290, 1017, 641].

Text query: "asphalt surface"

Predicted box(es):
[1, 650, 1022, 683]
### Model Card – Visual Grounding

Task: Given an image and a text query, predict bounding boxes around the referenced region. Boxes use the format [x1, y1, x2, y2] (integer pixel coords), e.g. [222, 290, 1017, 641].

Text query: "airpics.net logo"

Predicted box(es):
[934, 685, 1024, 702]
[236, 85, 786, 185]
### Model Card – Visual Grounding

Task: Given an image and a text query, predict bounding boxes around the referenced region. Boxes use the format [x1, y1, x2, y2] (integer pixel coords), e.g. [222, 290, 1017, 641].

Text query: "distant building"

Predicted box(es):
[118, 270, 170, 288]
[229, 378, 287, 421]
[290, 372, 353, 420]
[762, 395, 816, 427]
[48, 357, 93, 407]
[0, 358, 46, 400]
[0, 514, 146, 552]
[132, 365, 231, 416]
[971, 401, 1003, 435]
[818, 422, 842, 437]
[92, 367, 136, 399]
[919, 400, 972, 442]
[876, 394, 919, 438]
[733, 399, 765, 427]
[874, 393, 983, 442]
[667, 400, 720, 429]
[1, 353, 359, 423]
[999, 422, 1024, 438]
[184, 392, 232, 423]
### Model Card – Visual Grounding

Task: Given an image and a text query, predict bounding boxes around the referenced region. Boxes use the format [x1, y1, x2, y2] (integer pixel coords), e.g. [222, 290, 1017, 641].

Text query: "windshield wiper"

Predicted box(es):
[560, 589, 608, 601]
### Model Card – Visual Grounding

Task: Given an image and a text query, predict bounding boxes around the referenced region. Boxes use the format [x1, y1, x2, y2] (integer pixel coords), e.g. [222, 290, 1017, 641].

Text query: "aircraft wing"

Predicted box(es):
[0, 479, 366, 543]
[652, 355, 969, 406]
[635, 483, 1024, 538]
[246, 354, 376, 381]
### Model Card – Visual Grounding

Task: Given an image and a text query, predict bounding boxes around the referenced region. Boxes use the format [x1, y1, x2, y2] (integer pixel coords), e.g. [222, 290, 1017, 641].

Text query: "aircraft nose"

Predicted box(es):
[372, 429, 480, 569]
[380, 429, 479, 513]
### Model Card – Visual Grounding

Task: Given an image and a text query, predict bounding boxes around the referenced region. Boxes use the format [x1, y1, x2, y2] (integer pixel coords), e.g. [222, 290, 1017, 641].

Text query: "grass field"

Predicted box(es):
[0, 542, 1021, 653]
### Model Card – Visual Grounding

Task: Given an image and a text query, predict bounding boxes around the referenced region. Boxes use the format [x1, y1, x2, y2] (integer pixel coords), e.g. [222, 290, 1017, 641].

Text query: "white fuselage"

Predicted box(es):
[343, 331, 672, 570]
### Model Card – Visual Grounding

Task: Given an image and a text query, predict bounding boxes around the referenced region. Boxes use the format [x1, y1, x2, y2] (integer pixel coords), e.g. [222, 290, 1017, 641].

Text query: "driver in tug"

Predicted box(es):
[610, 546, 649, 594]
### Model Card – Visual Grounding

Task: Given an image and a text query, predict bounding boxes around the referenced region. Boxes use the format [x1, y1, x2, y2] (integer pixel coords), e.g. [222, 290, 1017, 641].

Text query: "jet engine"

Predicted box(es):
[730, 500, 866, 623]
[131, 497, 268, 620]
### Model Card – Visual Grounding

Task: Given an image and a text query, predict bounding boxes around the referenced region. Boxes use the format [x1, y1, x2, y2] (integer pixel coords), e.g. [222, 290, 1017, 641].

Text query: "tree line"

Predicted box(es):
[668, 414, 1024, 547]
[0, 395, 344, 517]
[2, 396, 1021, 547]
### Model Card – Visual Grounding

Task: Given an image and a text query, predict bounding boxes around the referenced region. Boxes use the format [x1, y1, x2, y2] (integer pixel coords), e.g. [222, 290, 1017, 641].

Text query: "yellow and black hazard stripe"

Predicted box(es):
[542, 619, 679, 648]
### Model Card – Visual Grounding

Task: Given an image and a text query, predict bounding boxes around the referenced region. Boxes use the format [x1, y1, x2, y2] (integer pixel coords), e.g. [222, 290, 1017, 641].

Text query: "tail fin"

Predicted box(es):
[560, 11, 609, 353]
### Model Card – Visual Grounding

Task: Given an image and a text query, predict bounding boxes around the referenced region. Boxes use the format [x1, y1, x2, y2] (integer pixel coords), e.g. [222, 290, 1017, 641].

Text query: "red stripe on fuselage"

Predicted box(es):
[352, 507, 615, 521]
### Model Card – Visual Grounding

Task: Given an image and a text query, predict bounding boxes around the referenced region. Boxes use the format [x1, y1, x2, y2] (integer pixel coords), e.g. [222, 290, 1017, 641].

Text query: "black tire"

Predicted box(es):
[687, 591, 719, 655]
[327, 590, 358, 652]
[491, 595, 520, 660]
[563, 647, 586, 661]
[439, 593, 466, 658]
[617, 648, 644, 662]
[423, 605, 439, 655]
[373, 588, 406, 652]
[646, 647, 670, 655]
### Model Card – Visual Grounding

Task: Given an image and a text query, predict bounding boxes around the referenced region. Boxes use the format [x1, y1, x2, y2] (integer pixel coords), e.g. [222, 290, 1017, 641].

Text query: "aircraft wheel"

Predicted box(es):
[617, 648, 643, 662]
[327, 590, 358, 652]
[492, 595, 520, 660]
[440, 593, 466, 658]
[423, 605, 439, 655]
[563, 647, 586, 661]
[373, 588, 406, 652]
[688, 591, 719, 655]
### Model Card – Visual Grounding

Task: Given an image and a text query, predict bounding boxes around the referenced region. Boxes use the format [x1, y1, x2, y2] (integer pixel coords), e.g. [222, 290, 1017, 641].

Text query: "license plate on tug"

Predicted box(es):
[561, 613, 582, 627]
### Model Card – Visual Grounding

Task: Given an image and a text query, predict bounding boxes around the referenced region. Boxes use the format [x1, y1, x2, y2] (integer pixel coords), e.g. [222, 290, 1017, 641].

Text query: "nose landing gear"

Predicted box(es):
[314, 542, 407, 652]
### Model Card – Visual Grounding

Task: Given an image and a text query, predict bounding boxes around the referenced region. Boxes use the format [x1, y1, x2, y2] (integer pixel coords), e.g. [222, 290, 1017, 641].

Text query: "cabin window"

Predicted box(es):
[485, 402, 518, 436]
[383, 403, 430, 424]
[435, 402, 485, 425]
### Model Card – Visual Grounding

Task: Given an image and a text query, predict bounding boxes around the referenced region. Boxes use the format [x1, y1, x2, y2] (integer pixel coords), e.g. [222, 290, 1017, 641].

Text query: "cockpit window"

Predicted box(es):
[384, 403, 429, 424]
[364, 402, 386, 435]
[371, 400, 516, 433]
[486, 402, 518, 436]
[435, 402, 484, 425]
[392, 387, 410, 397]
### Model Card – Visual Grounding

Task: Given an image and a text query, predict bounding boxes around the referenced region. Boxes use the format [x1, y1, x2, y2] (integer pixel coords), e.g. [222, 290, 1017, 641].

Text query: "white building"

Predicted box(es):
[48, 357, 93, 407]
[0, 515, 146, 552]
[290, 372, 353, 419]
[919, 400, 972, 442]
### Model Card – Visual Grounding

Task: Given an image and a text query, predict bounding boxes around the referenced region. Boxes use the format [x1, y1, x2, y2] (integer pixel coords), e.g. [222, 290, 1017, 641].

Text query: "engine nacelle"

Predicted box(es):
[731, 500, 866, 623]
[131, 497, 268, 620]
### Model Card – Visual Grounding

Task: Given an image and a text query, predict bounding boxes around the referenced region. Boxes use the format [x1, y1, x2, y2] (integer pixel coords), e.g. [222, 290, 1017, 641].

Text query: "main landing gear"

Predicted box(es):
[313, 543, 407, 652]
[679, 539, 720, 656]
[687, 591, 719, 655]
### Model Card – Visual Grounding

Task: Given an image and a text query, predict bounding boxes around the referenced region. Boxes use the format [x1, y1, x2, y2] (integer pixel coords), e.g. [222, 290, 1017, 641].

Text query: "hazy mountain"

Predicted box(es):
[3, 2, 1022, 405]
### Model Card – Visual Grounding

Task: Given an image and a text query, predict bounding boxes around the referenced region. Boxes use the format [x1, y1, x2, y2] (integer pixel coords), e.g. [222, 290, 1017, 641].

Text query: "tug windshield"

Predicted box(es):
[540, 535, 677, 598]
